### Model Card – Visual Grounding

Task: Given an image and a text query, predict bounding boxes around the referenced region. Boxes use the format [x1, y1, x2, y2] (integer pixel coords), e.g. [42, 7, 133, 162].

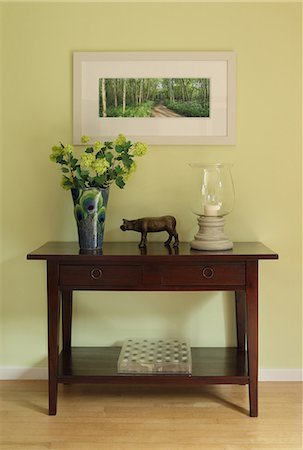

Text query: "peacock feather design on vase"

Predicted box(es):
[71, 187, 109, 250]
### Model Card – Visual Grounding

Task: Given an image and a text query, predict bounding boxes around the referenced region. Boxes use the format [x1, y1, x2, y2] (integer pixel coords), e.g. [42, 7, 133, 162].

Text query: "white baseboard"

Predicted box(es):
[0, 367, 302, 381]
[259, 369, 302, 382]
[0, 367, 48, 380]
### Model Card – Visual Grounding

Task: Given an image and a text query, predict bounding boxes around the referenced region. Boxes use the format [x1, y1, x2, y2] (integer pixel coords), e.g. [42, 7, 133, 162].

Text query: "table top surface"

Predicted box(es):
[27, 241, 278, 262]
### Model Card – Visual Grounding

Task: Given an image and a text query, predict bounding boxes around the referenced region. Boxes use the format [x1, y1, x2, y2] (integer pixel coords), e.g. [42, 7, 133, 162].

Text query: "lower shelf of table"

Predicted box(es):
[58, 347, 249, 385]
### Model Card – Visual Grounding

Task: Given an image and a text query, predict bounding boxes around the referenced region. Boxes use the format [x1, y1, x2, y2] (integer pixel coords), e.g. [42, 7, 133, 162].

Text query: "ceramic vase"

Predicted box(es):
[71, 187, 109, 250]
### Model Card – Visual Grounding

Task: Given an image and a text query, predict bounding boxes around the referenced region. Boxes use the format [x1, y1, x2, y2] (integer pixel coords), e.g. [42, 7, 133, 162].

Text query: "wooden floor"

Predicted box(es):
[0, 381, 302, 450]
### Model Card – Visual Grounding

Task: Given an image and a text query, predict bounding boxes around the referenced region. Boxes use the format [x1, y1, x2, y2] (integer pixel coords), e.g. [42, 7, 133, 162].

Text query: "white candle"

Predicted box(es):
[204, 204, 220, 216]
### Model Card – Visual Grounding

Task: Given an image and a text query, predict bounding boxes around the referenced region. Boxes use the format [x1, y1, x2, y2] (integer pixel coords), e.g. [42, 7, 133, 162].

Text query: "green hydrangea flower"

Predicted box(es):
[51, 145, 62, 154]
[93, 158, 110, 175]
[49, 145, 64, 161]
[81, 135, 90, 144]
[115, 134, 126, 146]
[94, 141, 103, 152]
[50, 144, 73, 162]
[64, 144, 73, 155]
[132, 142, 148, 157]
[80, 153, 95, 169]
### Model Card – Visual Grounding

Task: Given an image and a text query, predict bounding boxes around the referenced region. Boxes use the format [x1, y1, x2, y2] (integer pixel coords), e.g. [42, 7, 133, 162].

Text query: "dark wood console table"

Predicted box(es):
[27, 241, 278, 416]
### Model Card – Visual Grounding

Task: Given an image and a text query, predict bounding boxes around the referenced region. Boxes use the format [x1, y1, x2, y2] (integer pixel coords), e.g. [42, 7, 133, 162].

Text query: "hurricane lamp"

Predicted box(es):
[190, 163, 234, 251]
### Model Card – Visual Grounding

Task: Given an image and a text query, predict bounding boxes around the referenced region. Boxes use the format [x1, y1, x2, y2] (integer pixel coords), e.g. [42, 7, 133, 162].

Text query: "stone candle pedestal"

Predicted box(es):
[191, 216, 233, 251]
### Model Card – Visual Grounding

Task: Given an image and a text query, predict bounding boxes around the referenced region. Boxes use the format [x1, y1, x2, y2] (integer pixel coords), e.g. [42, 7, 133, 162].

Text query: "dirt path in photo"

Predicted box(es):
[151, 104, 183, 117]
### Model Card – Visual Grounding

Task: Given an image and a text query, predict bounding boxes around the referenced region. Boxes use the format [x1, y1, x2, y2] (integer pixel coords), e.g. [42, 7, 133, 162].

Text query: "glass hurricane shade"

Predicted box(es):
[190, 163, 235, 218]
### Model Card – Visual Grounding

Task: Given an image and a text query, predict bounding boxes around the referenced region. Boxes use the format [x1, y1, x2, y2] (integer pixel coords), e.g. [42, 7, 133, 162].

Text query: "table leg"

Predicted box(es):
[62, 289, 73, 354]
[47, 261, 60, 416]
[235, 290, 246, 351]
[246, 261, 259, 417]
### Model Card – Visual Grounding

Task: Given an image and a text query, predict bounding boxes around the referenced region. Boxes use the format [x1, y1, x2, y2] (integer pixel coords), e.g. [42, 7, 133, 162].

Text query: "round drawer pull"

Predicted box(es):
[90, 268, 103, 279]
[202, 267, 214, 279]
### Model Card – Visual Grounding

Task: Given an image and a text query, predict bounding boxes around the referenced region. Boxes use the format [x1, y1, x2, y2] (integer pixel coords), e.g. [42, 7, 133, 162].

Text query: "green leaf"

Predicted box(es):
[61, 167, 69, 173]
[56, 156, 66, 164]
[95, 175, 106, 187]
[70, 158, 78, 170]
[114, 165, 123, 175]
[81, 171, 89, 180]
[109, 170, 117, 179]
[75, 167, 83, 180]
[121, 153, 133, 169]
[124, 141, 132, 151]
[85, 147, 94, 153]
[105, 152, 114, 164]
[104, 141, 113, 149]
[115, 145, 124, 153]
[115, 176, 125, 189]
[75, 178, 85, 189]
[62, 176, 74, 189]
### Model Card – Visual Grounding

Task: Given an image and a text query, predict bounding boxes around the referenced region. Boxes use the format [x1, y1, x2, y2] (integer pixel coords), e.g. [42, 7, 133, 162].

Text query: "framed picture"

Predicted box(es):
[73, 52, 236, 145]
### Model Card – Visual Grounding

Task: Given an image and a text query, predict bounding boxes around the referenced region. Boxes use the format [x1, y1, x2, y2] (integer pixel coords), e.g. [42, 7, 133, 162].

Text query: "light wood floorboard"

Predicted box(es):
[0, 381, 302, 450]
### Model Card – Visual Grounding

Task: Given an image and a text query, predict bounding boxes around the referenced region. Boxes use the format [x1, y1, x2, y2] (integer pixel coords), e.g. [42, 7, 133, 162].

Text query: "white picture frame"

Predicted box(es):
[73, 51, 236, 145]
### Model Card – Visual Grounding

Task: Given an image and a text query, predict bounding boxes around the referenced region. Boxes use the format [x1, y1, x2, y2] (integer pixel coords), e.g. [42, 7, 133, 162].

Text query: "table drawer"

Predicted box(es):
[162, 263, 245, 287]
[60, 265, 141, 287]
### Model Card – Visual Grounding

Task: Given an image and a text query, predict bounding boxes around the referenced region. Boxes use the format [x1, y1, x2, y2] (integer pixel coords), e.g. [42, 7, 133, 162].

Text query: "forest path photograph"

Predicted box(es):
[99, 78, 210, 118]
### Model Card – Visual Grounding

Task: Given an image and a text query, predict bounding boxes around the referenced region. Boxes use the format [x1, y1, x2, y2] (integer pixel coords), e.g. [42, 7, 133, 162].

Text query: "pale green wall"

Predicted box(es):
[0, 2, 301, 370]
[0, 4, 3, 364]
